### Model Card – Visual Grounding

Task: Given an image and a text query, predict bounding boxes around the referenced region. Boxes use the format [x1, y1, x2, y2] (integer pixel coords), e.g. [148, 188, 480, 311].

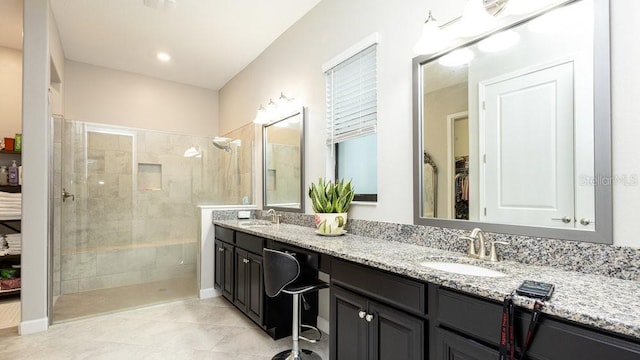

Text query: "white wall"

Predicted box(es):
[0, 46, 22, 136]
[64, 61, 219, 136]
[220, 0, 640, 249]
[21, 0, 50, 335]
[220, 0, 465, 223]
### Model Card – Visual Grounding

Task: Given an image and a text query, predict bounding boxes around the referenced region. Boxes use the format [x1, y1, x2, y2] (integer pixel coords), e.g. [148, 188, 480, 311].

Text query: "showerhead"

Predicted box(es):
[213, 137, 232, 151]
[213, 136, 241, 152]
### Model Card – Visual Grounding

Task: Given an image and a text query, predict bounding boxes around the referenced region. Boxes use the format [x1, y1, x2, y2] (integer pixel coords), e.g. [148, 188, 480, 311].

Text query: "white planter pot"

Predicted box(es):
[314, 213, 348, 234]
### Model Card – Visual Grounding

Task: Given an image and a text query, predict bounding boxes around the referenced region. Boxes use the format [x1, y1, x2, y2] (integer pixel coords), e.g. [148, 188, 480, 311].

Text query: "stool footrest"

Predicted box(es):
[299, 324, 322, 343]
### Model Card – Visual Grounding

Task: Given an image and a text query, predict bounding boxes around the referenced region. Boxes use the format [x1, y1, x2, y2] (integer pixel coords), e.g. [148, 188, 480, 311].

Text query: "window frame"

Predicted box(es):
[323, 33, 380, 203]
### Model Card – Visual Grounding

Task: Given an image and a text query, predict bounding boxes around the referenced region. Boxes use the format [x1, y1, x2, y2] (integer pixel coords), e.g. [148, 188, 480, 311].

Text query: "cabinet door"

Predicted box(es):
[331, 286, 368, 360]
[246, 252, 263, 324]
[234, 248, 248, 310]
[436, 328, 498, 360]
[215, 240, 233, 301]
[369, 300, 425, 360]
[214, 240, 224, 291]
[222, 242, 234, 301]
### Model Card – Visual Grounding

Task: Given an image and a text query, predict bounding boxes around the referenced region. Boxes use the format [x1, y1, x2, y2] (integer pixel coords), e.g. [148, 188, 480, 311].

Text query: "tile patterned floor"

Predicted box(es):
[53, 276, 198, 323]
[0, 297, 329, 359]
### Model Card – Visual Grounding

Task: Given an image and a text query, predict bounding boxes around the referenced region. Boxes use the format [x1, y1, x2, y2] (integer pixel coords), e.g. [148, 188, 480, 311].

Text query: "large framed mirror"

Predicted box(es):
[263, 108, 305, 212]
[413, 0, 612, 243]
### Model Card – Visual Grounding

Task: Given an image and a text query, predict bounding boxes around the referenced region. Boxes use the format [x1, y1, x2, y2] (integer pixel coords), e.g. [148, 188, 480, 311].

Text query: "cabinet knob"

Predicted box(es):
[243, 258, 249, 264]
[365, 314, 374, 322]
[551, 216, 572, 224]
[358, 311, 366, 319]
[579, 218, 593, 226]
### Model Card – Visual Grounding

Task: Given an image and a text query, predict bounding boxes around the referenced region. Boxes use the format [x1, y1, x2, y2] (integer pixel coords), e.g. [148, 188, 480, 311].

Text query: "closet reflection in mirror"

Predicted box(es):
[418, 0, 600, 231]
[263, 108, 305, 212]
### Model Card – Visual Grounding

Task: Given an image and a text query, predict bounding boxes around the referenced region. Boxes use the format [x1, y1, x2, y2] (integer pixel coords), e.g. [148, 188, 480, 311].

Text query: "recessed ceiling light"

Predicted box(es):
[157, 52, 171, 62]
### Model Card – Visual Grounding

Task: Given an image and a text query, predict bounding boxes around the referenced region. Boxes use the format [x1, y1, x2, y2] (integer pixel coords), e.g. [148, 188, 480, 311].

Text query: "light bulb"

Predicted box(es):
[253, 105, 269, 124]
[455, 0, 497, 38]
[413, 11, 450, 55]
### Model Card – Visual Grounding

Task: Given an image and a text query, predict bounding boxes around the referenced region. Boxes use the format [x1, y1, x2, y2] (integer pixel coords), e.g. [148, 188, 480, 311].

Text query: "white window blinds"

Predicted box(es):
[325, 44, 377, 145]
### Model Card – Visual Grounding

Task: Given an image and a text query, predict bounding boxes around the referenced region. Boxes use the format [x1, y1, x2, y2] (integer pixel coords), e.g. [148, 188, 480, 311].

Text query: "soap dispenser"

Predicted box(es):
[8, 160, 18, 186]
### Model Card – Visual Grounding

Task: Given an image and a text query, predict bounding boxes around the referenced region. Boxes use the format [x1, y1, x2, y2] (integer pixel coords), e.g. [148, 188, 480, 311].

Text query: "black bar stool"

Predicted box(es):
[263, 248, 329, 360]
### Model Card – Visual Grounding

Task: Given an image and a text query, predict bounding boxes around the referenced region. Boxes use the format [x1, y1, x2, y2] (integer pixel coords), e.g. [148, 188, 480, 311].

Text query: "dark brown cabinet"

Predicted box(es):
[434, 288, 640, 360]
[215, 226, 322, 340]
[331, 286, 368, 360]
[214, 239, 233, 301]
[330, 259, 426, 360]
[234, 248, 263, 325]
[436, 328, 497, 360]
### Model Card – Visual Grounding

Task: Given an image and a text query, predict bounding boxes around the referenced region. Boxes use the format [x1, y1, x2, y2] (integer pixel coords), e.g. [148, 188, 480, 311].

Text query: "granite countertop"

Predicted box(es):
[214, 220, 640, 340]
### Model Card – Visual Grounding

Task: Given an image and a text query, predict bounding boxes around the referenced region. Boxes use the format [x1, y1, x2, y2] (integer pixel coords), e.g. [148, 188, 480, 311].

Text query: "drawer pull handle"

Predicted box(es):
[358, 311, 366, 319]
[365, 314, 374, 322]
[218, 248, 225, 252]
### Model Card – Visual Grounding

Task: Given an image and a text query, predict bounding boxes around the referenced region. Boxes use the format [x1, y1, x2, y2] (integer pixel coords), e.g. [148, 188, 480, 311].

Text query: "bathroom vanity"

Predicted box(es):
[214, 220, 640, 360]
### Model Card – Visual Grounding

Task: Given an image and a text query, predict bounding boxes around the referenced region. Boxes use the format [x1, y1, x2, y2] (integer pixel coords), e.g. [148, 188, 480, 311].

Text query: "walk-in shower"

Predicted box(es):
[51, 118, 256, 322]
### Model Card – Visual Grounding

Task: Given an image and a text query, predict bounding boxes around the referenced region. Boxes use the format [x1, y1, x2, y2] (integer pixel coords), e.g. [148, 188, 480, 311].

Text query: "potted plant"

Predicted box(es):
[308, 178, 355, 235]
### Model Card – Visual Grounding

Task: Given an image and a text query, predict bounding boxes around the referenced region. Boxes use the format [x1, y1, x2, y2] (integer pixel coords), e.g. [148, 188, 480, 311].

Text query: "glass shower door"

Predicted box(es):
[52, 120, 198, 323]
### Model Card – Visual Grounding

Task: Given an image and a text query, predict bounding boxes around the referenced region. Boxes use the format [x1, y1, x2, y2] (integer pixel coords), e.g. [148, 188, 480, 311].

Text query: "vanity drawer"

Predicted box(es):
[437, 288, 503, 345]
[437, 288, 640, 360]
[236, 231, 265, 255]
[331, 258, 426, 316]
[215, 226, 234, 244]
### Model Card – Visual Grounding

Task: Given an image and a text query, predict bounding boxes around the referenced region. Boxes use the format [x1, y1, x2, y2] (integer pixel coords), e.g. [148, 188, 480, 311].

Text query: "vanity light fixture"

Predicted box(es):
[455, 0, 498, 37]
[413, 11, 450, 55]
[253, 93, 297, 124]
[254, 104, 269, 124]
[414, 0, 561, 55]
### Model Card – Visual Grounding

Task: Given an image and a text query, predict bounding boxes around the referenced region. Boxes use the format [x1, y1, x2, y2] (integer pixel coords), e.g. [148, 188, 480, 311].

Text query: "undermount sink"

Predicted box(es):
[238, 220, 273, 228]
[420, 261, 507, 278]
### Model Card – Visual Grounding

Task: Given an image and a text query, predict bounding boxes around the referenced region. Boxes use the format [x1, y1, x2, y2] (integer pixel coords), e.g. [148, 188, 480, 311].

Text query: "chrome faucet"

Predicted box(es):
[461, 228, 508, 262]
[266, 209, 279, 225]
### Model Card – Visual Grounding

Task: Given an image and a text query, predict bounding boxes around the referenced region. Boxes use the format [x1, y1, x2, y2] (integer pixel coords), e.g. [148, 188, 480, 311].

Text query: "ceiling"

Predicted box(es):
[4, 0, 319, 90]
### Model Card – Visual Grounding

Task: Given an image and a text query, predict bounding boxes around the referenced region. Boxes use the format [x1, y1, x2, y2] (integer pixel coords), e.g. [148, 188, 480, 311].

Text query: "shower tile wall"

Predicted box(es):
[211, 123, 255, 205]
[266, 144, 301, 205]
[56, 121, 255, 295]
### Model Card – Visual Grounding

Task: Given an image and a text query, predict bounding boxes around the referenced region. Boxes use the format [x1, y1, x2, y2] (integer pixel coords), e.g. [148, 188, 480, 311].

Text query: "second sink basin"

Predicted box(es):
[238, 220, 273, 228]
[420, 261, 507, 277]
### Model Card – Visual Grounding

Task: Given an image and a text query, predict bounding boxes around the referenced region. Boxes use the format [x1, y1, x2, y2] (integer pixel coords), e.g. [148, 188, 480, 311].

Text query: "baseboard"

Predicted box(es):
[199, 287, 221, 299]
[317, 316, 330, 335]
[19, 317, 48, 335]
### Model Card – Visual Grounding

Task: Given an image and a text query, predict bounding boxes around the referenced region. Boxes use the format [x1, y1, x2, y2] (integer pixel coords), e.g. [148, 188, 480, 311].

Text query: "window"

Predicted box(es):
[324, 36, 378, 202]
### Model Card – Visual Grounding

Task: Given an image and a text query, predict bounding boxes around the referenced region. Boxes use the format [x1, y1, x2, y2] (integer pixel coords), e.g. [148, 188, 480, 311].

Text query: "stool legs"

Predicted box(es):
[271, 293, 322, 360]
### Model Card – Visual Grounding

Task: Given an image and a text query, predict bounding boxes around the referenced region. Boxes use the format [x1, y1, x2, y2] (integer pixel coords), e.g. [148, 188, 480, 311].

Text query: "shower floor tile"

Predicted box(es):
[52, 276, 197, 323]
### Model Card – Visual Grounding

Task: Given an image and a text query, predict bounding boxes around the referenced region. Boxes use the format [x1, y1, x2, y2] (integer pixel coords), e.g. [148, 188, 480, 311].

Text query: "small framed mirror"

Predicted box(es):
[263, 108, 305, 212]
